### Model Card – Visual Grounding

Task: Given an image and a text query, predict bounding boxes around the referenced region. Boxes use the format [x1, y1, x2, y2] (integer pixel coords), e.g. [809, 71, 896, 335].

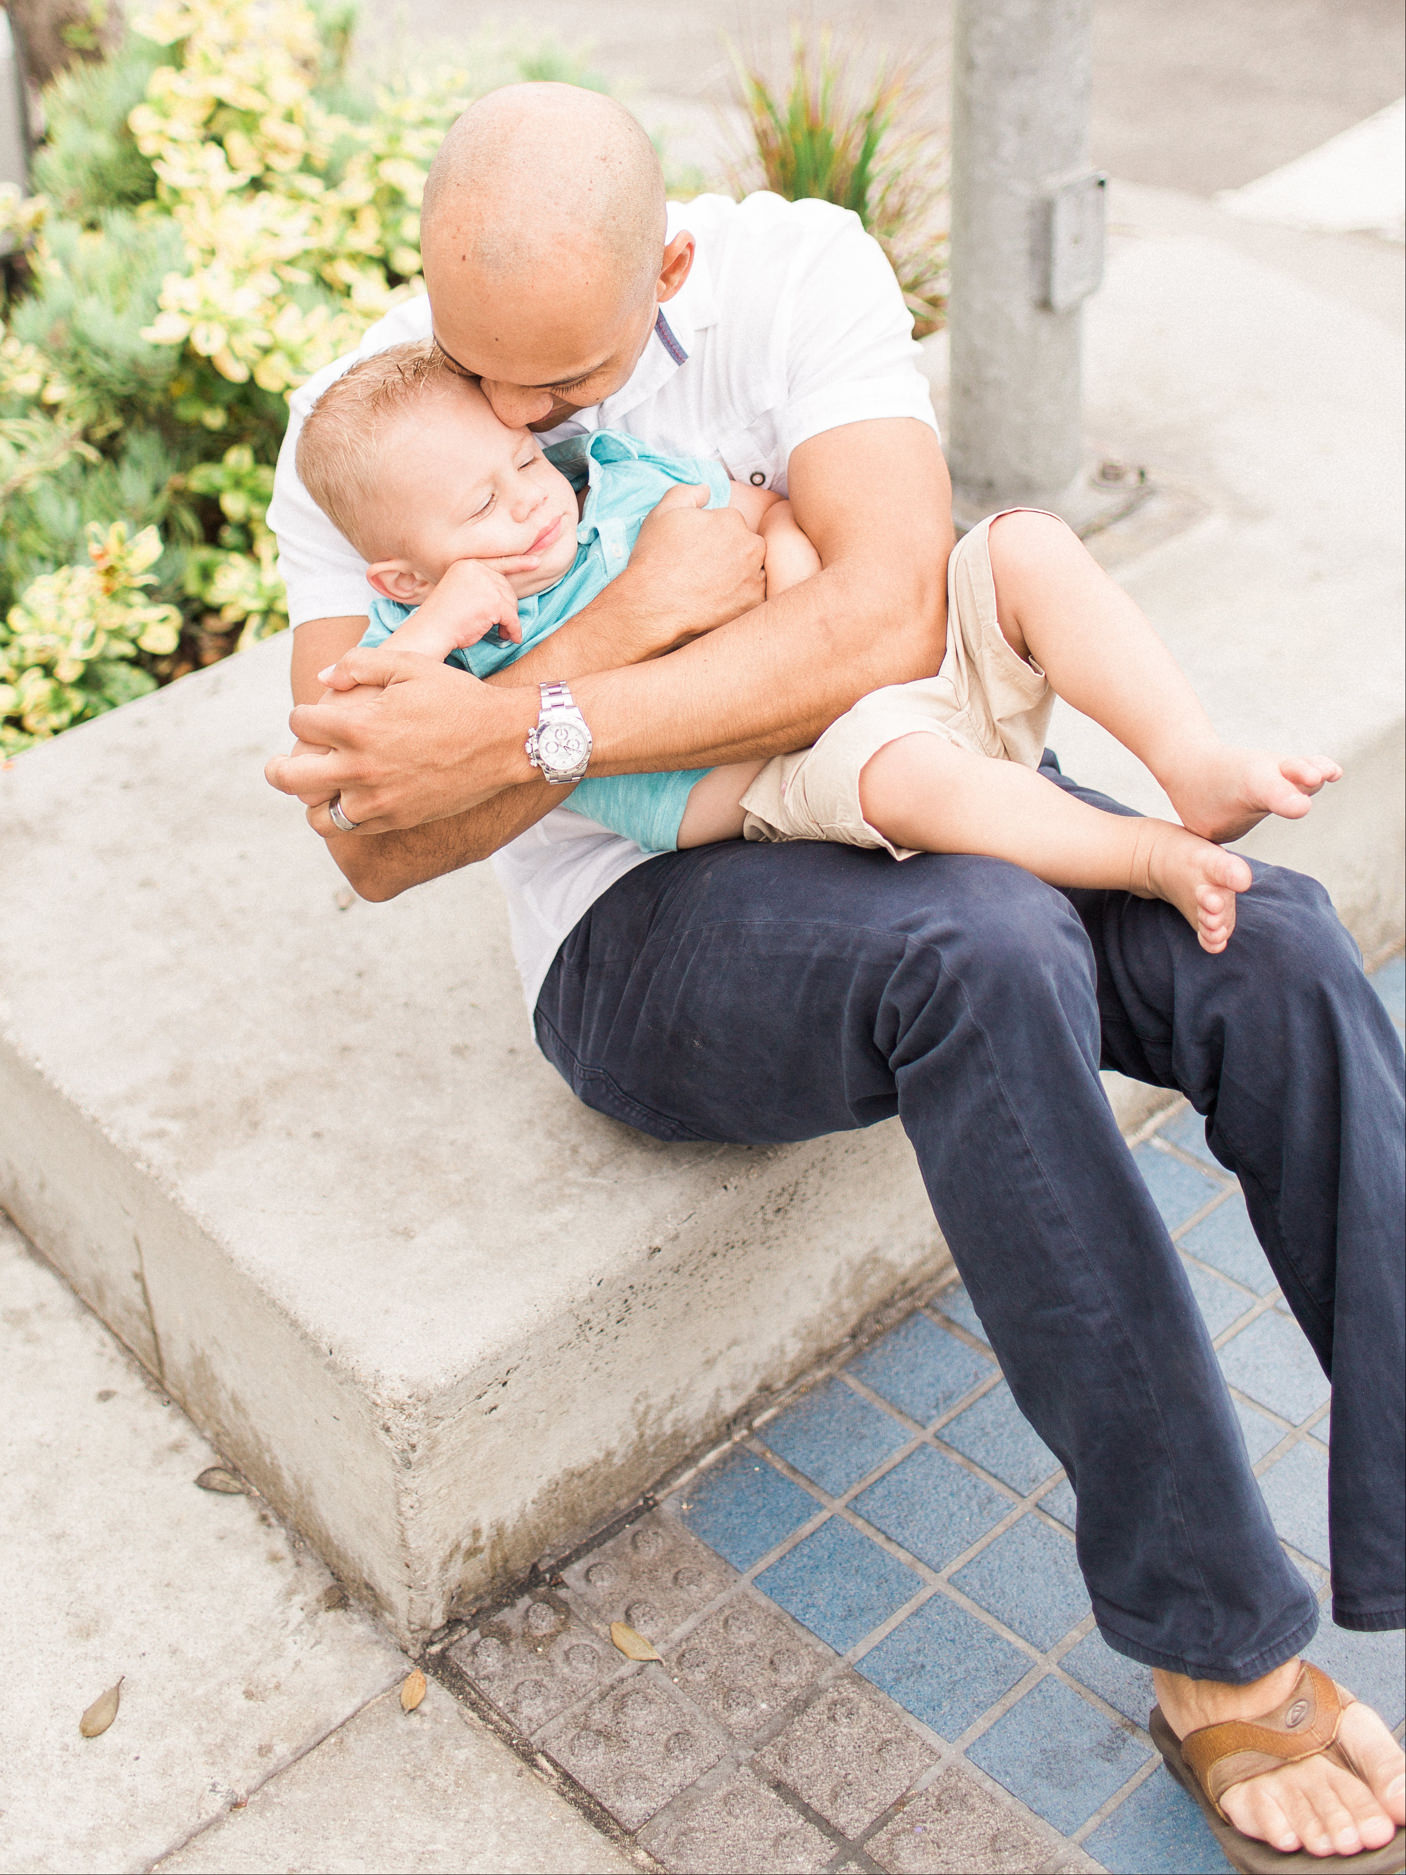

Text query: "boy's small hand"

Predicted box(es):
[426, 557, 535, 649]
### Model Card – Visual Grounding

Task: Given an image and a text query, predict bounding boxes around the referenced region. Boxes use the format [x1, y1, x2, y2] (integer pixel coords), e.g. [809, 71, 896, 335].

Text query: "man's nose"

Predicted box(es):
[481, 380, 556, 428]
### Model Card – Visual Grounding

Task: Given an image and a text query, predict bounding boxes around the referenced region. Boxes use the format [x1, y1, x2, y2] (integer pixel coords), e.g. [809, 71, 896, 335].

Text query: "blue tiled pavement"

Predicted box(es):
[755, 1516, 923, 1651]
[676, 1447, 819, 1569]
[1086, 1770, 1232, 1875]
[667, 956, 1405, 1871]
[858, 1592, 1032, 1738]
[951, 1514, 1089, 1649]
[852, 1446, 1010, 1571]
[942, 1381, 1060, 1495]
[968, 1676, 1152, 1836]
[757, 1373, 909, 1494]
[846, 1308, 993, 1423]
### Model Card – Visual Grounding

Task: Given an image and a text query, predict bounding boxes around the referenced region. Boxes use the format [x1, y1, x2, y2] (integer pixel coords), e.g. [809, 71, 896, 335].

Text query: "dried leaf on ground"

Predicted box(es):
[195, 1466, 248, 1495]
[610, 1620, 662, 1662]
[400, 1668, 427, 1712]
[79, 1678, 123, 1737]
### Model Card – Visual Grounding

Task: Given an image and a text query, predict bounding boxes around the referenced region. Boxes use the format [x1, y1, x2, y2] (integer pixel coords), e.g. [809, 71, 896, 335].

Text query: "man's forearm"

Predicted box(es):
[573, 556, 943, 774]
[509, 418, 952, 775]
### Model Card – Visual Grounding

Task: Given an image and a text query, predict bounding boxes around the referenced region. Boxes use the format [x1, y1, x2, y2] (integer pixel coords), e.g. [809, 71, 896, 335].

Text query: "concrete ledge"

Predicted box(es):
[0, 637, 946, 1641]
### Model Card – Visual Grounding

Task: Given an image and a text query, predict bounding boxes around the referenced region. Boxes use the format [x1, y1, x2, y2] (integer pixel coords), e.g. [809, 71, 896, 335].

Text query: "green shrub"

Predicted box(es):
[0, 522, 181, 749]
[27, 32, 169, 218]
[0, 0, 603, 756]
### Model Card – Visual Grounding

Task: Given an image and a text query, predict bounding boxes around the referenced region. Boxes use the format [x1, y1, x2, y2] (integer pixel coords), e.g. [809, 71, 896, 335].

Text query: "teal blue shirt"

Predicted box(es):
[361, 430, 729, 853]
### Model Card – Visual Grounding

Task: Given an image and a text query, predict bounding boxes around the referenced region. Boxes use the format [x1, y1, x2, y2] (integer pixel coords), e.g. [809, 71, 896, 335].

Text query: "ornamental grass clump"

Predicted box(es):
[0, 0, 582, 756]
[731, 30, 948, 336]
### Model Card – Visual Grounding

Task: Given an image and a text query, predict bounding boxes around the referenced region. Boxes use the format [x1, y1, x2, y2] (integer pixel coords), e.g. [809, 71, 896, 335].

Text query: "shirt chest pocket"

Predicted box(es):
[715, 416, 785, 496]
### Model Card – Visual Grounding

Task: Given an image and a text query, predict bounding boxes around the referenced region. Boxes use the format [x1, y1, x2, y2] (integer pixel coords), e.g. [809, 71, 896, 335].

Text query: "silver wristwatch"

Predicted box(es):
[525, 680, 593, 784]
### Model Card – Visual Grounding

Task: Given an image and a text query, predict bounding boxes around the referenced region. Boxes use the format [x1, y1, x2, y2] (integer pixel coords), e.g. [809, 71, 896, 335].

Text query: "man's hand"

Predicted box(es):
[610, 481, 765, 660]
[264, 646, 538, 834]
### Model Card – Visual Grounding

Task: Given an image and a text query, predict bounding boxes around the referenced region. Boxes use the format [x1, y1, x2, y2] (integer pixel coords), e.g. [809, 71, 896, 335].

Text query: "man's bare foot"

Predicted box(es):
[1163, 745, 1342, 844]
[1131, 820, 1254, 951]
[1154, 1661, 1406, 1858]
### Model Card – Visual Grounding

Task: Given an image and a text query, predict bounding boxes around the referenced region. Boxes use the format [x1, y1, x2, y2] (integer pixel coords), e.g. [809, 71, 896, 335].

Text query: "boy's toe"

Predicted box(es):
[1279, 756, 1340, 796]
[1209, 850, 1253, 891]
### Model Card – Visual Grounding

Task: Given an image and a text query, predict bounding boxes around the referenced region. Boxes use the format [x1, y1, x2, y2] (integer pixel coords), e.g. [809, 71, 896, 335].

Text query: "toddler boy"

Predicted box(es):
[296, 340, 1339, 951]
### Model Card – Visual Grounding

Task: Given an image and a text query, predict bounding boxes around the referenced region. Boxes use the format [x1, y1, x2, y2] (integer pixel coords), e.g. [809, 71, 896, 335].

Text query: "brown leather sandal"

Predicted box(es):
[1150, 1663, 1406, 1874]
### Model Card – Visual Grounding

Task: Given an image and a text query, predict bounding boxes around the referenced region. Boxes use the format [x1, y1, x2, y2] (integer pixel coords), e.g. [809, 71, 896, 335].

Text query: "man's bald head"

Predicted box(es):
[421, 83, 666, 301]
[418, 84, 690, 431]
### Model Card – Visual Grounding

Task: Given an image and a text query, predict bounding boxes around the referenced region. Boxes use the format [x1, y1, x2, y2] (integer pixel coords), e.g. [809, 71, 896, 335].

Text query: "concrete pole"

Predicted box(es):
[948, 0, 1105, 520]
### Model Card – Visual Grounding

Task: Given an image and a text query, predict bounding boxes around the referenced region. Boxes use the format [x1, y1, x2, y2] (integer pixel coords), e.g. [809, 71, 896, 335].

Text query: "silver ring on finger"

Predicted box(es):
[328, 795, 360, 834]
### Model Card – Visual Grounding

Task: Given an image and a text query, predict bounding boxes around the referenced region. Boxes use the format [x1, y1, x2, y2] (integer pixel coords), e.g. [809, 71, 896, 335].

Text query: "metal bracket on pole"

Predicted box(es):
[1038, 170, 1106, 313]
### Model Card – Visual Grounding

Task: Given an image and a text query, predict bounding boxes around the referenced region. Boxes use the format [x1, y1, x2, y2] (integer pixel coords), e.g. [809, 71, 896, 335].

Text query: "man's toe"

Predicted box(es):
[1226, 1778, 1301, 1855]
[1343, 1702, 1406, 1823]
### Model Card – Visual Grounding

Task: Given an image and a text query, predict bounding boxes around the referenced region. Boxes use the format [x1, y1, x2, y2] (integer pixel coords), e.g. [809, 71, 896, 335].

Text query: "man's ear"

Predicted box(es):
[655, 231, 695, 305]
[366, 559, 433, 604]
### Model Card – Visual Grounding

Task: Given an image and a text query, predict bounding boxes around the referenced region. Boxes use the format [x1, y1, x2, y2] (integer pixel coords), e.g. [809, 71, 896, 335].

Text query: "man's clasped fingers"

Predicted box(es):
[264, 745, 360, 812]
[265, 645, 521, 832]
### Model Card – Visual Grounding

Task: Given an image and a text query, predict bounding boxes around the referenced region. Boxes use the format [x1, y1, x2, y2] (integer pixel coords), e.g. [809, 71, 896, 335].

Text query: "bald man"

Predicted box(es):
[266, 86, 1405, 1868]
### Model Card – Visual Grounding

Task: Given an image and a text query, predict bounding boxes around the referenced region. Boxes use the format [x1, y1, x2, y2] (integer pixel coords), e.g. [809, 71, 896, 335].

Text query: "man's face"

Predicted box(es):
[431, 273, 659, 433]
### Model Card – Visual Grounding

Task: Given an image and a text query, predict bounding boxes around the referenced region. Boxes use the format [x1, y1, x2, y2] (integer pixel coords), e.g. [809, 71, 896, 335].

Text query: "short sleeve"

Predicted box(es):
[359, 595, 412, 650]
[579, 433, 732, 538]
[633, 446, 730, 511]
[771, 207, 939, 463]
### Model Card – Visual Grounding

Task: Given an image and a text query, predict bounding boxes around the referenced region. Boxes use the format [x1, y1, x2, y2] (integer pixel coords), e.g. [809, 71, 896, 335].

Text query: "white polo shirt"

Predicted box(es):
[269, 190, 940, 1009]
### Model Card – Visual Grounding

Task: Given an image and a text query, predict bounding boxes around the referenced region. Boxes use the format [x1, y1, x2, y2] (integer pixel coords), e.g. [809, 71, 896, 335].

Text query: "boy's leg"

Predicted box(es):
[985, 511, 1341, 841]
[858, 730, 1252, 951]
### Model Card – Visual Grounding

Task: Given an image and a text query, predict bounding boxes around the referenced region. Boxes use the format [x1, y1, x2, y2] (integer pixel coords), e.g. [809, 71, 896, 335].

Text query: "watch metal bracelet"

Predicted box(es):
[526, 679, 592, 784]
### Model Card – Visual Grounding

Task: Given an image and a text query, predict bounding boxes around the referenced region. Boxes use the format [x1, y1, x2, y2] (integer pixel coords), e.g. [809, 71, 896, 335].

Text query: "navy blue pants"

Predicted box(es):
[534, 761, 1406, 1680]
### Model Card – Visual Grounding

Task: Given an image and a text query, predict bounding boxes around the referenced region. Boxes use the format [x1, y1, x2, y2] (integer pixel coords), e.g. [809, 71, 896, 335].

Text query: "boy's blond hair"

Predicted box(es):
[296, 339, 465, 558]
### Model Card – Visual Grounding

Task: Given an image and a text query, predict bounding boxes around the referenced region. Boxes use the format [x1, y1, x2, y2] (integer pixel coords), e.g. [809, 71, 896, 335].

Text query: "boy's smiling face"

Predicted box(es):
[371, 377, 581, 599]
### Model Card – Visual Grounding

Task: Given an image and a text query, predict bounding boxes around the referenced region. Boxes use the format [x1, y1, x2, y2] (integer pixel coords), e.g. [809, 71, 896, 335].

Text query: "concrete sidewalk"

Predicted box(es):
[0, 1207, 636, 1875]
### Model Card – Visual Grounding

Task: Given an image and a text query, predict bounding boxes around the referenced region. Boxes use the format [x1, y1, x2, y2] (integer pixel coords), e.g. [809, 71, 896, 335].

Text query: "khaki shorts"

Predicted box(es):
[739, 510, 1056, 860]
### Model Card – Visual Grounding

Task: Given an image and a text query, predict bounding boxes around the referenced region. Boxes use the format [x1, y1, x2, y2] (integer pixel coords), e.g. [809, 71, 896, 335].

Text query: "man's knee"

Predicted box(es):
[897, 855, 1097, 1011]
[1232, 862, 1361, 986]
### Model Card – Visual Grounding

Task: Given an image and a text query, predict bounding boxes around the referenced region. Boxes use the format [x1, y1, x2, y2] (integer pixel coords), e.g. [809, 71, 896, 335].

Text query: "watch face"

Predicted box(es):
[540, 722, 589, 768]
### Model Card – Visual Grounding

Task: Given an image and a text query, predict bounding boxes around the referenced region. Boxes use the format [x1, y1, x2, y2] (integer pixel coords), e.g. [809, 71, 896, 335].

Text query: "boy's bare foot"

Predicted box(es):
[1131, 820, 1254, 952]
[1154, 1660, 1406, 1859]
[1164, 746, 1342, 844]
